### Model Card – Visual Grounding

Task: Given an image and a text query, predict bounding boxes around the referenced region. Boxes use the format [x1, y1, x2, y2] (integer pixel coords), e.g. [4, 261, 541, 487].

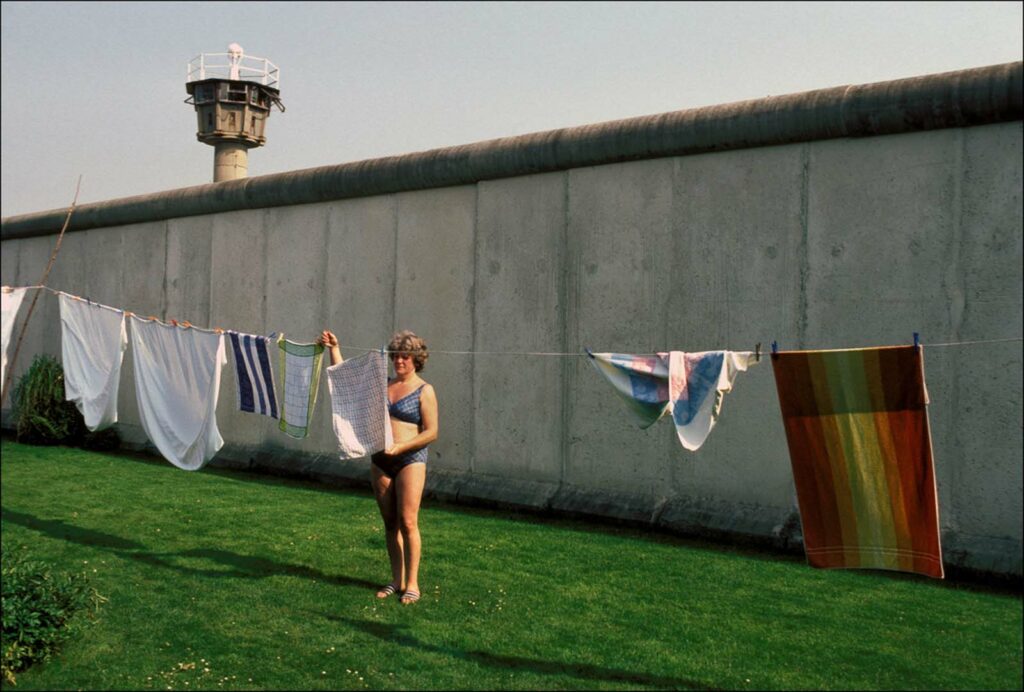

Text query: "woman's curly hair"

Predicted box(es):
[388, 330, 429, 372]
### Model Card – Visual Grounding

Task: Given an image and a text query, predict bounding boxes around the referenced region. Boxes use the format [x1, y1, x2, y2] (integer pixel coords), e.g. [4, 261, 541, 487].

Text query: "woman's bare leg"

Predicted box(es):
[396, 462, 427, 602]
[371, 464, 404, 594]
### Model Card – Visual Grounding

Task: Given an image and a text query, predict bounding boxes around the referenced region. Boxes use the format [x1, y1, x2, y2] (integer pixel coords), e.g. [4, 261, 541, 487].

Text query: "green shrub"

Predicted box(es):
[11, 355, 86, 446]
[1, 544, 105, 686]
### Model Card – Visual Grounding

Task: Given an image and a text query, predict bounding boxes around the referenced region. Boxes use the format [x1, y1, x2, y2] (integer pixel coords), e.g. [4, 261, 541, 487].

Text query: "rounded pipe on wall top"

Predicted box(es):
[2, 61, 1021, 240]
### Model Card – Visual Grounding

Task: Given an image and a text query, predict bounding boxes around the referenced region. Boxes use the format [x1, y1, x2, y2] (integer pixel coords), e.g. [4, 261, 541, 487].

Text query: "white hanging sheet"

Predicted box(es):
[129, 315, 225, 470]
[1, 287, 28, 385]
[59, 294, 127, 431]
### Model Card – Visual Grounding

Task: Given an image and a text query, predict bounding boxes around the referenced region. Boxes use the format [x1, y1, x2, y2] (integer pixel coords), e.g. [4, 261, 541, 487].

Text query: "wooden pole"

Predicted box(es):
[0, 176, 82, 410]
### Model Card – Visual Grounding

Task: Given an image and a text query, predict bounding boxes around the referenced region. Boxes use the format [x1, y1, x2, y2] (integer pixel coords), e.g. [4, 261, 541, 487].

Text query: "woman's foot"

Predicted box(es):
[376, 583, 401, 599]
[400, 588, 420, 605]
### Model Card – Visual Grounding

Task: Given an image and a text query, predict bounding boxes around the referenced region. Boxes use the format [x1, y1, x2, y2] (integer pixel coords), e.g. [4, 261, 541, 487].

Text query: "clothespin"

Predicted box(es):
[913, 332, 920, 348]
[754, 343, 761, 362]
[148, 315, 159, 322]
[584, 347, 594, 358]
[771, 341, 778, 354]
[125, 311, 134, 318]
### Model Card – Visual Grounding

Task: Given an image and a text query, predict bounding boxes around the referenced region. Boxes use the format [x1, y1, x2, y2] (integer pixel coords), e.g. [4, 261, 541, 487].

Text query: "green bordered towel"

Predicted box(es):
[277, 337, 325, 438]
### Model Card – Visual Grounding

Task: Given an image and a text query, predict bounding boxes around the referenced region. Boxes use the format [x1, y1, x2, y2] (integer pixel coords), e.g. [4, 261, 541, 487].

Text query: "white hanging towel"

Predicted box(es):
[2, 286, 28, 386]
[588, 350, 758, 451]
[129, 315, 226, 470]
[326, 350, 393, 459]
[667, 351, 758, 451]
[59, 294, 127, 431]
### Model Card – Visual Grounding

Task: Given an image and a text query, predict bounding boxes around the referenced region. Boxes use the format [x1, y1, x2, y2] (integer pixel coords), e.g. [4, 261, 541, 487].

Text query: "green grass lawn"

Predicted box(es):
[1, 439, 1021, 691]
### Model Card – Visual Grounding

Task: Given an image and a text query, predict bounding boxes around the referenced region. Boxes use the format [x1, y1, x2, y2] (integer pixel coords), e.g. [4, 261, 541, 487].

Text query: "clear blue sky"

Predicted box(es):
[2, 1, 1021, 218]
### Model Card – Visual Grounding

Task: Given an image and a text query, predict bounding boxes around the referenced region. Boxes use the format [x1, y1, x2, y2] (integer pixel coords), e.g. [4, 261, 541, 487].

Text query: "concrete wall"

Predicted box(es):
[3, 103, 1021, 577]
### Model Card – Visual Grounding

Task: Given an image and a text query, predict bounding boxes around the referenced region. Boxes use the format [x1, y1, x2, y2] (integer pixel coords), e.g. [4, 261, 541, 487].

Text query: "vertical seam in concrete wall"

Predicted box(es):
[797, 143, 811, 348]
[391, 196, 399, 335]
[947, 130, 967, 344]
[161, 220, 170, 320]
[320, 206, 332, 333]
[260, 211, 269, 333]
[559, 171, 572, 488]
[206, 222, 215, 331]
[469, 184, 481, 475]
[13, 239, 22, 285]
[259, 210, 270, 450]
[944, 129, 968, 533]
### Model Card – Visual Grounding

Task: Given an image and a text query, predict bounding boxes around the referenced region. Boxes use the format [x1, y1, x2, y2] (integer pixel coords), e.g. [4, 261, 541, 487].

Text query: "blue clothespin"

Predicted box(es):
[913, 332, 920, 348]
[771, 340, 778, 354]
[584, 347, 594, 358]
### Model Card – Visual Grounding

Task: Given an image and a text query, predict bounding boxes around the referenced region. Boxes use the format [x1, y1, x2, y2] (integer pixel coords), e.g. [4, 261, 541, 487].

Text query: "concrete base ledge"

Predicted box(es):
[455, 473, 557, 512]
[657, 495, 804, 552]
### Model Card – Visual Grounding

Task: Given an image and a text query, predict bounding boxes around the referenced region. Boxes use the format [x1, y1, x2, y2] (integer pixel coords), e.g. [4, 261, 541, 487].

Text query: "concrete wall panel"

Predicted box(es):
[667, 145, 806, 526]
[472, 173, 566, 489]
[264, 205, 331, 456]
[319, 195, 399, 479]
[115, 221, 169, 446]
[4, 237, 57, 394]
[564, 159, 675, 503]
[210, 209, 271, 450]
[394, 187, 477, 474]
[945, 123, 1024, 569]
[166, 216, 214, 329]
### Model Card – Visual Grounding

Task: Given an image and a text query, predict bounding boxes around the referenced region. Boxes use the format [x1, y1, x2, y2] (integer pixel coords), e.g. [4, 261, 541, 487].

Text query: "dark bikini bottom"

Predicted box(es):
[372, 449, 428, 479]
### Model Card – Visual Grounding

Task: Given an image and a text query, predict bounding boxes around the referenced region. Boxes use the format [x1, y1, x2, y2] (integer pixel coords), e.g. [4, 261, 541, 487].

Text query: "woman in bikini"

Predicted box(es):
[318, 329, 438, 605]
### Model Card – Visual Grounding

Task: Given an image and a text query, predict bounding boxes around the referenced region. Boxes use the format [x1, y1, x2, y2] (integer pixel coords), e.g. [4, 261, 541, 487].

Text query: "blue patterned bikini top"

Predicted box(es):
[388, 384, 424, 425]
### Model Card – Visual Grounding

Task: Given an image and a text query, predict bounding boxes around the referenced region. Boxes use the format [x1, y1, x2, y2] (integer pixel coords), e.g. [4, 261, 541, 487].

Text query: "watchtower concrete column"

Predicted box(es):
[213, 142, 248, 182]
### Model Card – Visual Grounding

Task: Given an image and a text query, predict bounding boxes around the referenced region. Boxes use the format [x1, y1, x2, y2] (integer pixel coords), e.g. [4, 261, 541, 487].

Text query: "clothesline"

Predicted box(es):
[0, 283, 986, 580]
[339, 336, 1023, 356]
[6, 284, 1022, 355]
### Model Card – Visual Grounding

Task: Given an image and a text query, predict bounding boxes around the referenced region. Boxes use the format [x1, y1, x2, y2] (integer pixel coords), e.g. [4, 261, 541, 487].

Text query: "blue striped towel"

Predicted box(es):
[228, 331, 279, 418]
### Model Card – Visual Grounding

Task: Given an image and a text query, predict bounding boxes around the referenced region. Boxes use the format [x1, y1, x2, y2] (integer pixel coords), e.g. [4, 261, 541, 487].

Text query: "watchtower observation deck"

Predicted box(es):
[185, 44, 284, 182]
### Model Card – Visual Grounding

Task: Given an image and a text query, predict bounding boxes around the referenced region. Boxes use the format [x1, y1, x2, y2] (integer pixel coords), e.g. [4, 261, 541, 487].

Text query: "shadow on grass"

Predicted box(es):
[312, 612, 722, 691]
[1, 506, 378, 590]
[0, 507, 145, 550]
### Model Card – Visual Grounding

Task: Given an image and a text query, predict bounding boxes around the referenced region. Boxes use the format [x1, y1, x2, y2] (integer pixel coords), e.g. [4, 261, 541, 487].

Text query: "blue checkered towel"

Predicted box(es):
[326, 350, 393, 459]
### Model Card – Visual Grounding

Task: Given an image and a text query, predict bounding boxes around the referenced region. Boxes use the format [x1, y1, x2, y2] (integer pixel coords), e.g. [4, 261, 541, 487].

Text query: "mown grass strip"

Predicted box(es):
[1, 439, 1021, 690]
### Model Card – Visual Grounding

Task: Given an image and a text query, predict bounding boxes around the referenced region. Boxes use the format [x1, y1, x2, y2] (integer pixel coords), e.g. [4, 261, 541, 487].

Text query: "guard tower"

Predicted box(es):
[185, 44, 285, 182]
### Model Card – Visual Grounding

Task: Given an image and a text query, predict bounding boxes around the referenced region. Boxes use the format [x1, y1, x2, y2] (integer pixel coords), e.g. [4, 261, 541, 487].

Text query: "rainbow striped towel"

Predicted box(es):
[587, 350, 758, 451]
[771, 346, 944, 578]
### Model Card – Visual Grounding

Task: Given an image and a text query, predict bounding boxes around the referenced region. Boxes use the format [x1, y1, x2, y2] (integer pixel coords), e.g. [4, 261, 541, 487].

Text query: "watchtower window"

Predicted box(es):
[218, 83, 248, 103]
[195, 84, 215, 104]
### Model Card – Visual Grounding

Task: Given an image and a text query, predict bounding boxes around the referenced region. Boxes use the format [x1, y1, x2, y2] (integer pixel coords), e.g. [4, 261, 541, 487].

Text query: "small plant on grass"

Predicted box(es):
[11, 354, 85, 446]
[1, 543, 105, 686]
